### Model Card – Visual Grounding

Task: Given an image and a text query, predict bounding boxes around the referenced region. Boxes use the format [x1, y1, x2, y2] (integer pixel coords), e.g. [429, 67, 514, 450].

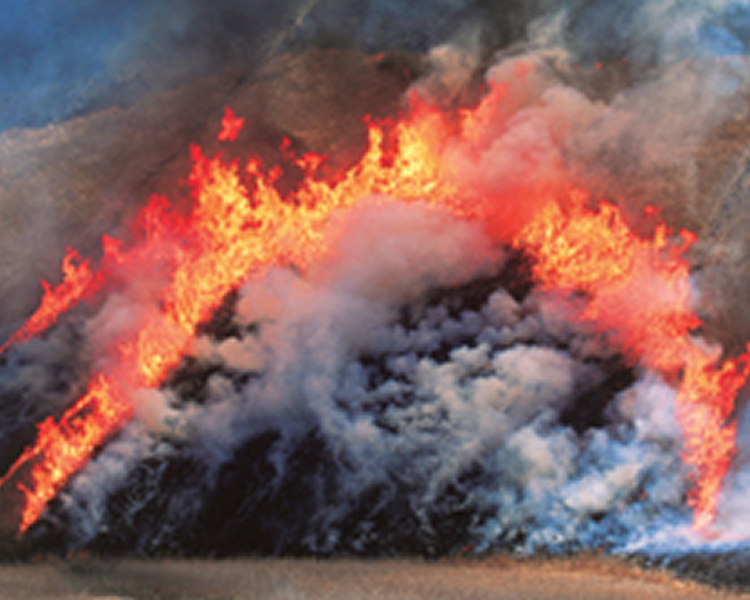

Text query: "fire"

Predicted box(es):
[0, 248, 100, 356]
[217, 107, 245, 143]
[0, 98, 460, 535]
[515, 195, 750, 528]
[0, 76, 746, 535]
[678, 351, 747, 529]
[0, 374, 132, 534]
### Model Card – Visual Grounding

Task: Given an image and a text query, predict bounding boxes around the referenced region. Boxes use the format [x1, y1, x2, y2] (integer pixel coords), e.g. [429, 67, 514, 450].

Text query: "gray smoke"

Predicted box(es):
[0, 0, 548, 135]
[47, 200, 687, 555]
[5, 0, 750, 561]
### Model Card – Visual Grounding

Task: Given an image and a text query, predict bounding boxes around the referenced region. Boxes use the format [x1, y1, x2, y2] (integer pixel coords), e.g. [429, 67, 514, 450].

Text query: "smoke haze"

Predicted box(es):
[3, 0, 750, 567]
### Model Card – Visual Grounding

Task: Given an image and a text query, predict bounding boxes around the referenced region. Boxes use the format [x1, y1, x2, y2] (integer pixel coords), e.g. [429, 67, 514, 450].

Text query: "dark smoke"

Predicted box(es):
[0, 0, 552, 134]
[7, 1, 750, 132]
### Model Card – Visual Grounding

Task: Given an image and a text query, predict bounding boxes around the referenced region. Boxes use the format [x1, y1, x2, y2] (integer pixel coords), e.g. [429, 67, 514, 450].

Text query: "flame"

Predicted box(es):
[515, 195, 750, 529]
[0, 248, 101, 356]
[1, 79, 747, 535]
[218, 107, 245, 143]
[0, 99, 460, 533]
[0, 374, 132, 534]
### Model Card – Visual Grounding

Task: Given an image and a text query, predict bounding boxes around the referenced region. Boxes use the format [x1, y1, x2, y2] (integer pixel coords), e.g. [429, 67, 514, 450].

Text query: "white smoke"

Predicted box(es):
[48, 198, 695, 555]
[6, 0, 750, 563]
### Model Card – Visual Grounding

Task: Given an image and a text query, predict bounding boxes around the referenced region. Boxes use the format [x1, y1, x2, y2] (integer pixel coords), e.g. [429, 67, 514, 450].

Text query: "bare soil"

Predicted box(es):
[0, 556, 746, 600]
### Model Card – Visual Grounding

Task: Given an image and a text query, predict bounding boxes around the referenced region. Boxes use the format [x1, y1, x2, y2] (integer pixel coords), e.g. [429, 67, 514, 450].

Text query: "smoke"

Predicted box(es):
[36, 196, 693, 556]
[0, 0, 294, 132]
[30, 198, 688, 555]
[0, 0, 543, 345]
[0, 0, 550, 135]
[4, 0, 750, 567]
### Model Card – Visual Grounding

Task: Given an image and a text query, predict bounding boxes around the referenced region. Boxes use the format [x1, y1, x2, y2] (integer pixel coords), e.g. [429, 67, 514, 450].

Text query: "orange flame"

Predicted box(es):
[515, 194, 750, 529]
[0, 248, 101, 356]
[0, 102, 460, 532]
[217, 107, 245, 143]
[1, 87, 747, 535]
[0, 373, 132, 534]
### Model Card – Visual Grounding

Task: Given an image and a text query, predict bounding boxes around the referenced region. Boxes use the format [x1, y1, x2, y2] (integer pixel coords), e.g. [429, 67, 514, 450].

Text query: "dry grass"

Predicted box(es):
[0, 555, 746, 600]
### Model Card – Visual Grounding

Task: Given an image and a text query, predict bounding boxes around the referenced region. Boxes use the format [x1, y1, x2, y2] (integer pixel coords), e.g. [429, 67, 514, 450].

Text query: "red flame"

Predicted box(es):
[0, 103, 461, 534]
[515, 195, 750, 528]
[217, 107, 245, 143]
[0, 249, 101, 356]
[0, 374, 132, 533]
[1, 77, 747, 535]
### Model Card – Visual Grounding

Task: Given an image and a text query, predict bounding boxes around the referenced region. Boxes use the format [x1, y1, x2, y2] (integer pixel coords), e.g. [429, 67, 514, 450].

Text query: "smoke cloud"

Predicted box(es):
[4, 0, 750, 569]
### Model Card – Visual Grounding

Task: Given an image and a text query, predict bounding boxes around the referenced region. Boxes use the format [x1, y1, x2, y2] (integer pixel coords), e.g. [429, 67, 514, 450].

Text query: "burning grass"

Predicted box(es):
[1, 36, 750, 592]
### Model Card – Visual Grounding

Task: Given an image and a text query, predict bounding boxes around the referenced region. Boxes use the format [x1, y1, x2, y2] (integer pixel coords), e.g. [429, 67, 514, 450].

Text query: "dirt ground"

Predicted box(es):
[0, 556, 747, 600]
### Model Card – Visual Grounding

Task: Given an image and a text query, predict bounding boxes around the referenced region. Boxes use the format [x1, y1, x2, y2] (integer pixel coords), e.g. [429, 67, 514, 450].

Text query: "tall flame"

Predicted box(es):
[515, 197, 750, 528]
[0, 374, 132, 533]
[0, 75, 746, 535]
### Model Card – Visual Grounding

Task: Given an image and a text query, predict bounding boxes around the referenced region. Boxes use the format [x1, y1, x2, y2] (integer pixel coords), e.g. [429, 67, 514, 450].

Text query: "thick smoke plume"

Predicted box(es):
[0, 0, 543, 347]
[3, 0, 750, 567]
